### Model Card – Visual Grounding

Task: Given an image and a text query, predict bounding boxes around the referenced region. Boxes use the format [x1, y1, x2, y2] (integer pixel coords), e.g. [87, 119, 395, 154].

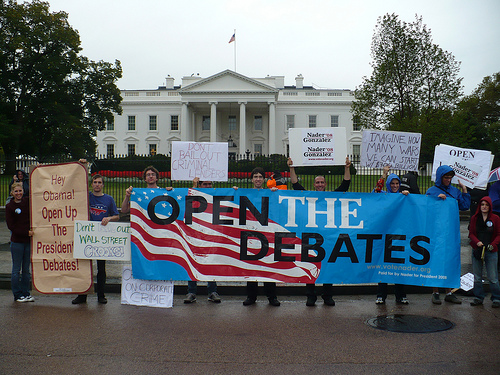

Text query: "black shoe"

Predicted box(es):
[322, 296, 335, 306]
[470, 298, 483, 306]
[98, 296, 108, 304]
[306, 295, 317, 306]
[72, 295, 87, 305]
[268, 297, 280, 306]
[243, 297, 256, 306]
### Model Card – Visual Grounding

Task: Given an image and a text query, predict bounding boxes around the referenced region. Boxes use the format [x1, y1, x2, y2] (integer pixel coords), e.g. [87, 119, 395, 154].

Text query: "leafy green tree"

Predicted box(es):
[455, 72, 500, 165]
[0, 0, 122, 171]
[352, 14, 463, 163]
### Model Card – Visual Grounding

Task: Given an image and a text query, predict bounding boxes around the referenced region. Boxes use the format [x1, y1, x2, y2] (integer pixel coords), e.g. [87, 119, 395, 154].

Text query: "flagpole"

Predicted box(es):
[233, 29, 236, 72]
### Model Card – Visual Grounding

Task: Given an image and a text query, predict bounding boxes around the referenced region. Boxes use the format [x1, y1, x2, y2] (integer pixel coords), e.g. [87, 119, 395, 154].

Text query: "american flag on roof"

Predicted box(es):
[228, 33, 235, 43]
[130, 188, 319, 283]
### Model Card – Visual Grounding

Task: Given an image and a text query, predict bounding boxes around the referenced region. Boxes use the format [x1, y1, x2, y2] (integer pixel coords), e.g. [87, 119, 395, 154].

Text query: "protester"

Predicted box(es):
[489, 181, 500, 217]
[72, 174, 120, 304]
[399, 171, 420, 194]
[373, 165, 410, 305]
[121, 166, 164, 214]
[288, 156, 351, 306]
[426, 165, 471, 304]
[242, 167, 280, 307]
[184, 177, 221, 304]
[6, 182, 34, 302]
[468, 196, 500, 308]
[7, 169, 29, 202]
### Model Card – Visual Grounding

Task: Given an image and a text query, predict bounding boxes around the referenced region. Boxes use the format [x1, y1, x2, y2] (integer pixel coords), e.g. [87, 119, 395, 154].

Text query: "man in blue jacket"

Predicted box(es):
[426, 165, 471, 304]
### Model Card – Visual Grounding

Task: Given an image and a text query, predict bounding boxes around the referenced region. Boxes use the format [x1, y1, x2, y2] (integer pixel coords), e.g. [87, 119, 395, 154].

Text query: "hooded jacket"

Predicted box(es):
[426, 165, 471, 211]
[469, 196, 500, 252]
[372, 173, 401, 193]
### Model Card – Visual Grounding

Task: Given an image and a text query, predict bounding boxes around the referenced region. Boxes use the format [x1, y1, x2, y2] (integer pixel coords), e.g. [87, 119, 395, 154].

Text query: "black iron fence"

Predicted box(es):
[1, 154, 436, 207]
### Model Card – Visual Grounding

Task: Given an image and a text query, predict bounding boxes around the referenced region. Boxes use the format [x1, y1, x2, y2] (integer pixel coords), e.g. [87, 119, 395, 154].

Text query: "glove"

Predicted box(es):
[487, 244, 494, 252]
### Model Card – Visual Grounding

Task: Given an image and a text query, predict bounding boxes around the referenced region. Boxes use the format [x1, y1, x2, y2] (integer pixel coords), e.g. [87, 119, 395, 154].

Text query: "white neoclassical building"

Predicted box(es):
[96, 70, 361, 158]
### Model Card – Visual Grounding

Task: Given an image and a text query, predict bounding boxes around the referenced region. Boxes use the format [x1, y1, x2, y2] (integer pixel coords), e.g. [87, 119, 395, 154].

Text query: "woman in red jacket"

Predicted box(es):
[468, 196, 500, 307]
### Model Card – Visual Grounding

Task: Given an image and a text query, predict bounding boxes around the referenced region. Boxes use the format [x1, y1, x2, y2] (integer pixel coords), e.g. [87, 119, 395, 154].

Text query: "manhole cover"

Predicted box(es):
[366, 314, 454, 333]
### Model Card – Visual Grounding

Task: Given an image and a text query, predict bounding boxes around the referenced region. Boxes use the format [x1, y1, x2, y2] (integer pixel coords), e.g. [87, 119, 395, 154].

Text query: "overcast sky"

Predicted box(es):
[45, 0, 499, 95]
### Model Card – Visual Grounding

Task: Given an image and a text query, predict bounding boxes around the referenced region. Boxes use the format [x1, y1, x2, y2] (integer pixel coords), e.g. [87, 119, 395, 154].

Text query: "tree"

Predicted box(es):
[352, 14, 463, 162]
[0, 0, 122, 171]
[455, 72, 500, 165]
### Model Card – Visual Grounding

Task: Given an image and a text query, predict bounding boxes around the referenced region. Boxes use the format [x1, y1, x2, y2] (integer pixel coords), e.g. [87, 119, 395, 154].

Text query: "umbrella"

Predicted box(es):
[488, 167, 500, 183]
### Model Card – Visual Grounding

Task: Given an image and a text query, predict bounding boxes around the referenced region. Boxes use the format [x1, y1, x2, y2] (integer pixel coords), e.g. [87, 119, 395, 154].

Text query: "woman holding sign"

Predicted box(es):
[373, 166, 410, 305]
[6, 182, 34, 302]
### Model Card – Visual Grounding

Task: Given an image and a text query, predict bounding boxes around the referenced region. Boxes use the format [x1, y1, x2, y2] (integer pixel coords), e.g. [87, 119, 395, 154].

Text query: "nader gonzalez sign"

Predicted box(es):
[130, 188, 461, 288]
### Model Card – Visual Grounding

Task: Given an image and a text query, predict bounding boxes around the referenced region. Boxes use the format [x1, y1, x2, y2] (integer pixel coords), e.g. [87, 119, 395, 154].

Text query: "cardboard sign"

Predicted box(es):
[31, 162, 92, 294]
[288, 127, 347, 166]
[460, 272, 474, 291]
[432, 144, 493, 189]
[171, 141, 228, 181]
[360, 130, 421, 171]
[73, 220, 131, 261]
[447, 157, 483, 189]
[121, 266, 173, 308]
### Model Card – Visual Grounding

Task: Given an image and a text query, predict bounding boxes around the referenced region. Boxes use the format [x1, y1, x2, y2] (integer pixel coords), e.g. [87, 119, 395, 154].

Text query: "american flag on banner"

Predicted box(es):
[130, 188, 319, 283]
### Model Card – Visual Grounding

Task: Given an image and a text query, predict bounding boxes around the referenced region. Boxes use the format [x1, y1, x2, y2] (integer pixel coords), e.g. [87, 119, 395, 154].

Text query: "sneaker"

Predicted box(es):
[98, 296, 108, 304]
[23, 295, 35, 302]
[470, 298, 483, 306]
[322, 296, 335, 306]
[268, 297, 280, 306]
[306, 295, 317, 306]
[243, 297, 256, 306]
[396, 297, 409, 305]
[375, 297, 385, 305]
[431, 293, 442, 305]
[492, 300, 500, 308]
[444, 293, 462, 304]
[208, 292, 221, 303]
[184, 293, 196, 304]
[15, 296, 27, 303]
[72, 295, 87, 305]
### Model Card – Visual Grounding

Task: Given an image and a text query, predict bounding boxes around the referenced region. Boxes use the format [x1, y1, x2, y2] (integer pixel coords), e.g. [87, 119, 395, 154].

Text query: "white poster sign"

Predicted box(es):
[446, 157, 483, 189]
[360, 130, 421, 171]
[460, 272, 474, 291]
[171, 141, 228, 181]
[73, 220, 131, 261]
[432, 144, 493, 189]
[121, 267, 173, 308]
[288, 127, 347, 166]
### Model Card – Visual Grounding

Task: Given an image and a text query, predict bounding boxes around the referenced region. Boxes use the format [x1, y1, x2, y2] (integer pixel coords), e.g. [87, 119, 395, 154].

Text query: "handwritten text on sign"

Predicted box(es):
[361, 130, 421, 171]
[171, 141, 228, 181]
[73, 220, 131, 261]
[121, 267, 173, 308]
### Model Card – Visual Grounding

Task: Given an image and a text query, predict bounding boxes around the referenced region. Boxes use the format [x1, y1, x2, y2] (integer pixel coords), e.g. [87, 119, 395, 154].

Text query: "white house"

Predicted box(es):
[96, 70, 361, 158]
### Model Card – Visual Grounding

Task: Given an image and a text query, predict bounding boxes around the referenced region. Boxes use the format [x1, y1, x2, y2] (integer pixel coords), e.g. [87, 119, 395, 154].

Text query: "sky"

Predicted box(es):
[44, 0, 500, 96]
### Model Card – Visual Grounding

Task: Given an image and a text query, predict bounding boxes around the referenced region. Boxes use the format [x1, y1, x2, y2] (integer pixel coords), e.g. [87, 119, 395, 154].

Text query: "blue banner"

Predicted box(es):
[130, 188, 461, 288]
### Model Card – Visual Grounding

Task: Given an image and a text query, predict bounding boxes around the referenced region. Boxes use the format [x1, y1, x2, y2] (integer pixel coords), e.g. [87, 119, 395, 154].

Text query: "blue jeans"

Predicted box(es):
[11, 242, 31, 300]
[188, 281, 217, 294]
[472, 250, 500, 301]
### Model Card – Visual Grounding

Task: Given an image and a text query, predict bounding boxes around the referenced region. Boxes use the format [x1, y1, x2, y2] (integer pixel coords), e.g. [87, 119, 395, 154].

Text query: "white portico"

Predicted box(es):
[97, 70, 359, 157]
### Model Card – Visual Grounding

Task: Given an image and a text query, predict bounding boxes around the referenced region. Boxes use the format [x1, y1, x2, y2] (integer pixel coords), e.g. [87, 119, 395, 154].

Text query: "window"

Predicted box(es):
[128, 116, 136, 131]
[106, 118, 114, 131]
[331, 115, 339, 128]
[202, 116, 210, 131]
[171, 115, 179, 131]
[228, 115, 237, 131]
[149, 115, 157, 131]
[286, 115, 295, 129]
[308, 115, 317, 128]
[254, 116, 263, 131]
[149, 144, 157, 155]
[128, 144, 135, 156]
[353, 116, 361, 131]
[254, 143, 262, 156]
[352, 145, 361, 158]
[106, 144, 114, 157]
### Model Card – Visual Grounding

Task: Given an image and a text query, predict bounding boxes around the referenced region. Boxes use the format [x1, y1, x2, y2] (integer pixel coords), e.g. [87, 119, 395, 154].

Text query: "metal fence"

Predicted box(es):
[0, 154, 435, 207]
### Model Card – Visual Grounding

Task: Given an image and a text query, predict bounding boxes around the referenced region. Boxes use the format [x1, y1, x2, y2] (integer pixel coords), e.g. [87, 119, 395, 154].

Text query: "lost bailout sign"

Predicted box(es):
[130, 188, 461, 288]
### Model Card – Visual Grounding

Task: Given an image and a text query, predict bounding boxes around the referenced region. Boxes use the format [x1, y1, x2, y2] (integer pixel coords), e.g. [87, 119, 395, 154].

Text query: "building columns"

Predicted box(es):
[180, 102, 189, 141]
[268, 101, 276, 154]
[239, 101, 247, 155]
[210, 101, 218, 142]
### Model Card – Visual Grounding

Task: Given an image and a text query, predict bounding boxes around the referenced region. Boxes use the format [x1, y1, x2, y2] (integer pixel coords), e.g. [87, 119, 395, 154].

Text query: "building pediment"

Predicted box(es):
[179, 70, 278, 94]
